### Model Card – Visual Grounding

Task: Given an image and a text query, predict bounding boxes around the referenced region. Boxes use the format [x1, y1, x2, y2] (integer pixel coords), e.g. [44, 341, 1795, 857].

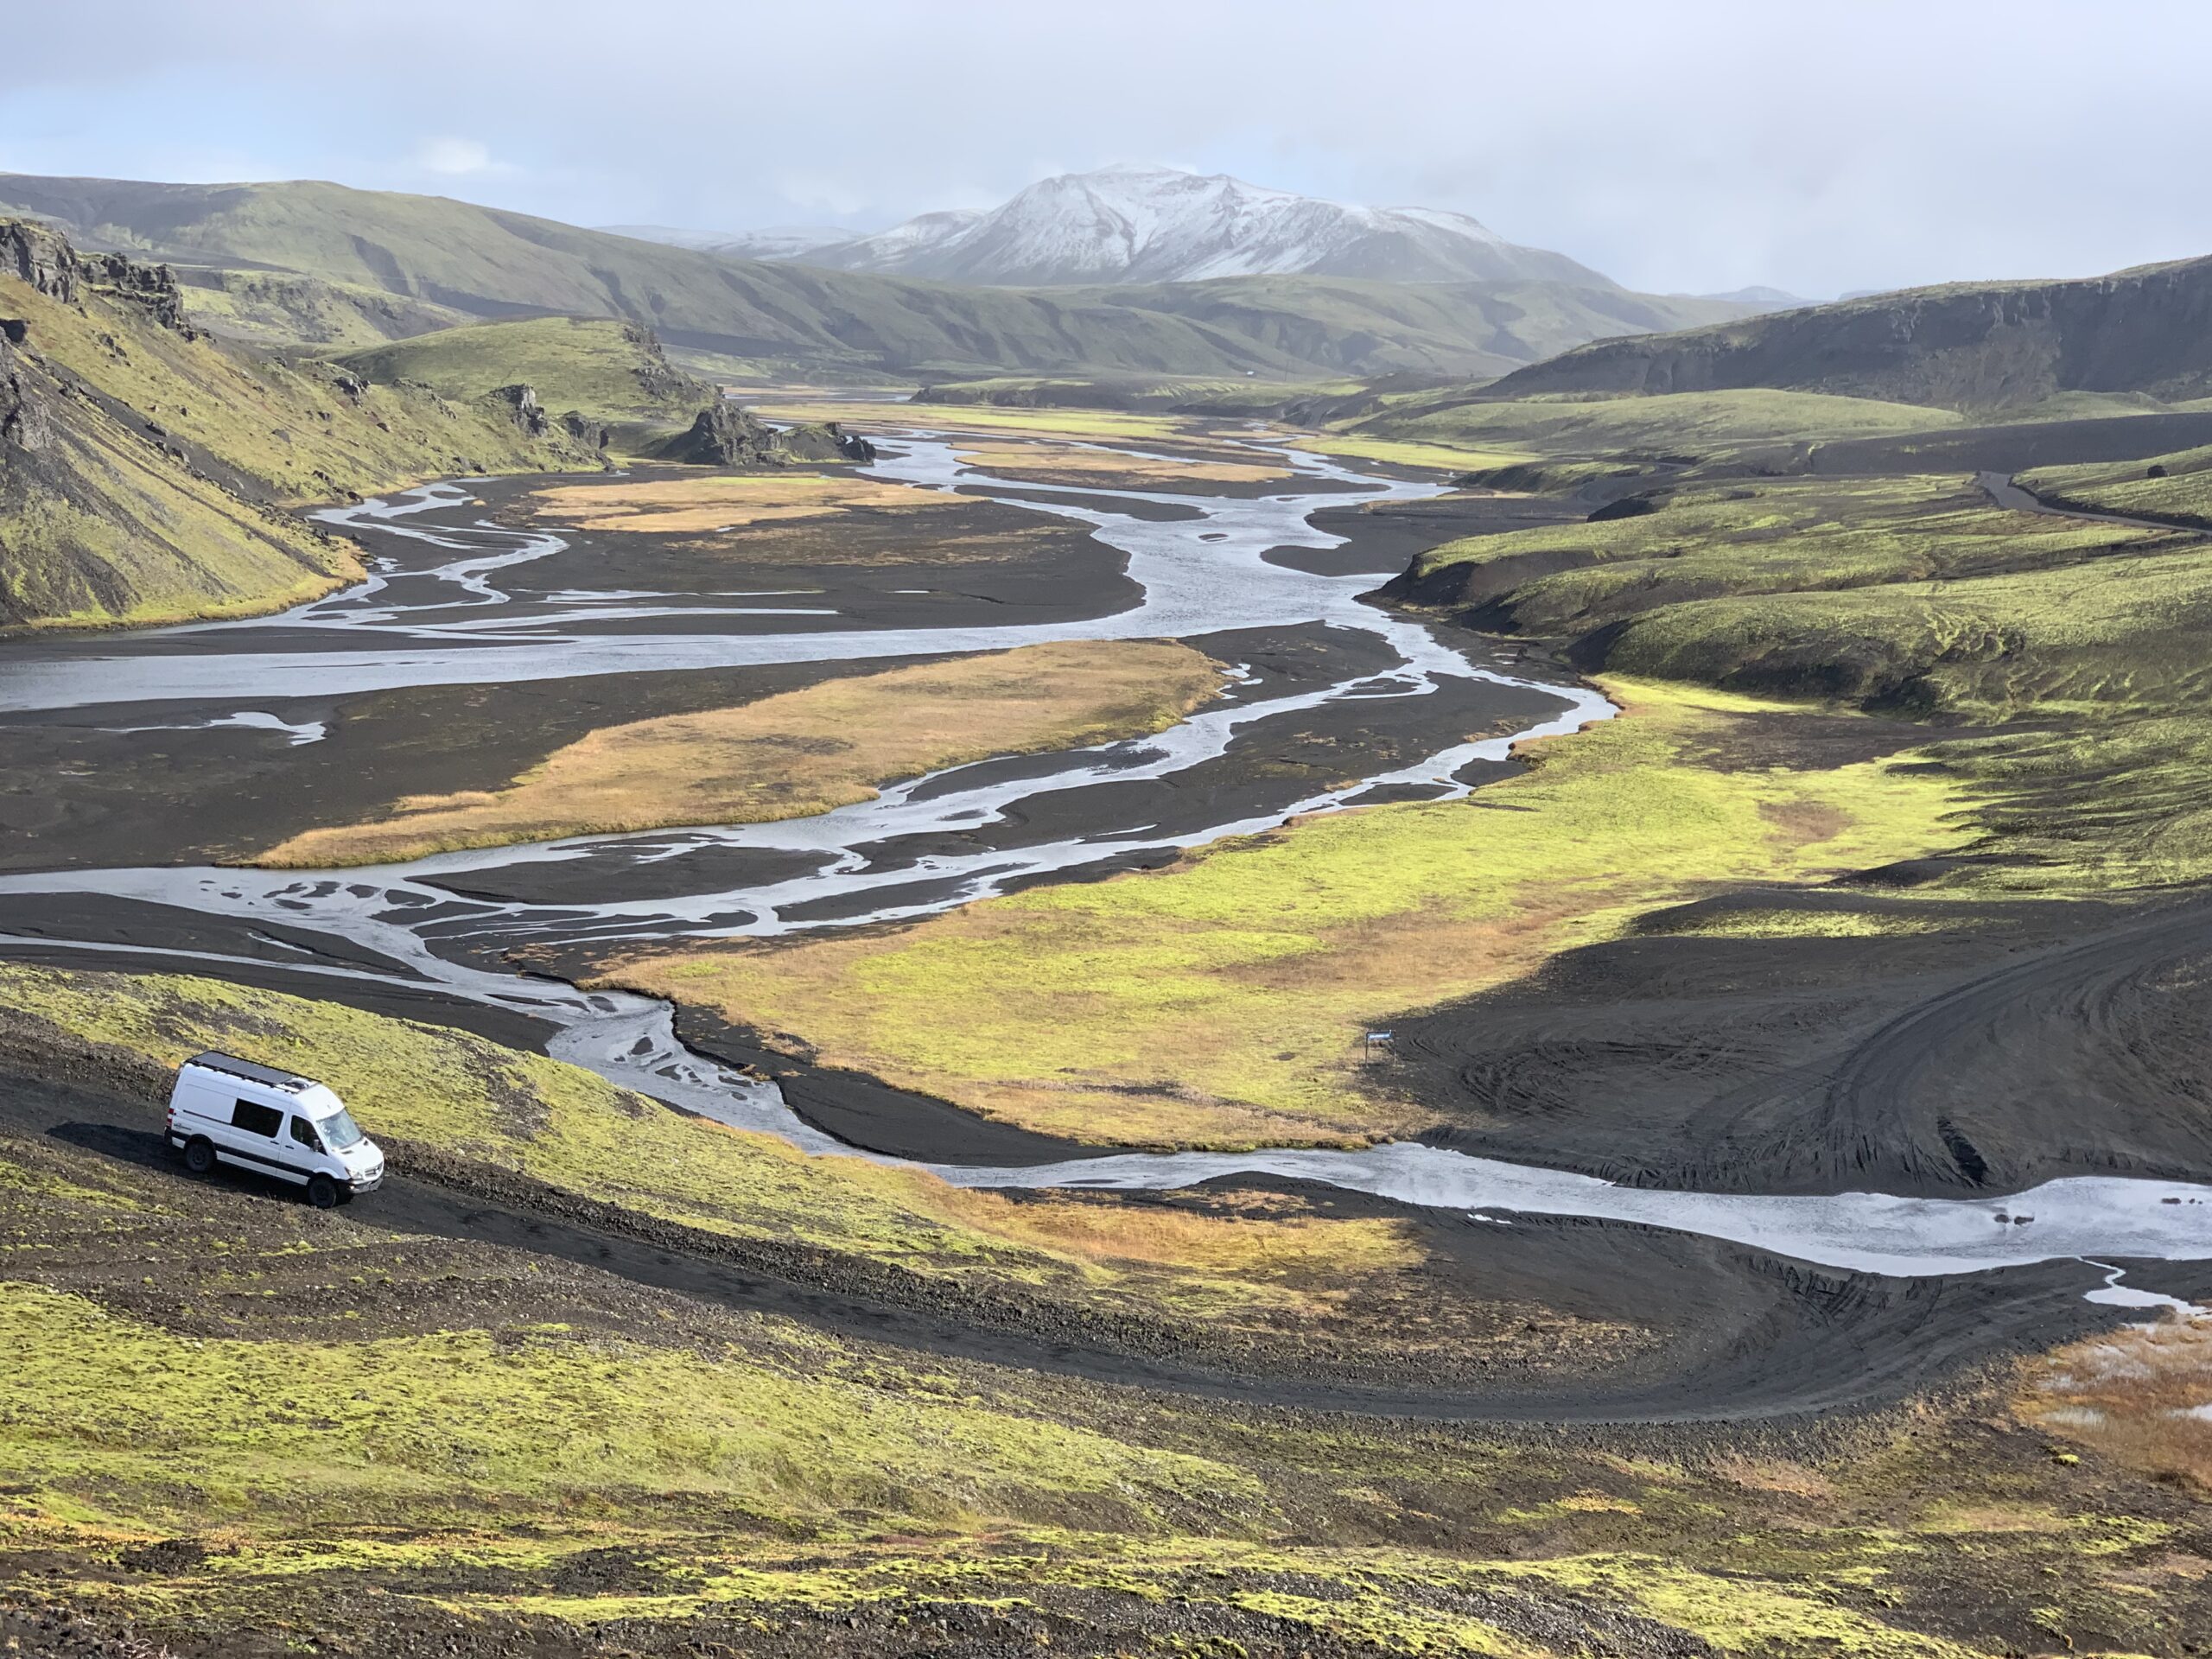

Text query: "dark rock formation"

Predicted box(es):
[0, 333, 54, 453]
[779, 420, 878, 462]
[488, 383, 548, 436]
[83, 251, 194, 335]
[656, 400, 791, 467]
[1, 219, 195, 337]
[655, 403, 880, 467]
[560, 410, 610, 450]
[0, 219, 82, 302]
[620, 323, 710, 410]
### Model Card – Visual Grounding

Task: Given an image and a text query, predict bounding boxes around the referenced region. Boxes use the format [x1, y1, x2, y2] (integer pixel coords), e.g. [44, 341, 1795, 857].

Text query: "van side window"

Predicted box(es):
[289, 1116, 323, 1153]
[231, 1100, 283, 1137]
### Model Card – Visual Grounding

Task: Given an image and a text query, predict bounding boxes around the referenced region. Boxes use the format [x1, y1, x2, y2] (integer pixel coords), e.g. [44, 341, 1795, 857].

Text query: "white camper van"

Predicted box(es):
[165, 1052, 385, 1207]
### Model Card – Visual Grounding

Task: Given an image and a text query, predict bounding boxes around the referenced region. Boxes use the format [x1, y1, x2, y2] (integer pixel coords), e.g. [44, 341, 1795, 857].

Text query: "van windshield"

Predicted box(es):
[316, 1108, 366, 1151]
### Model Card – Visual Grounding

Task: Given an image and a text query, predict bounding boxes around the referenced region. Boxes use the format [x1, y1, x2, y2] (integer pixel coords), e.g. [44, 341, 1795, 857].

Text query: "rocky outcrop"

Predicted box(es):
[620, 323, 710, 410]
[1, 218, 195, 337]
[656, 401, 791, 467]
[83, 251, 194, 335]
[488, 382, 549, 436]
[656, 403, 879, 467]
[561, 410, 610, 450]
[0, 219, 82, 302]
[0, 331, 54, 453]
[779, 420, 878, 462]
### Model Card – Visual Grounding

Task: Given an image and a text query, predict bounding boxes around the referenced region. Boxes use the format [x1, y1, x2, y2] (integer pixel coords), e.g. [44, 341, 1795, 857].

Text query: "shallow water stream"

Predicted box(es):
[3, 430, 2209, 1291]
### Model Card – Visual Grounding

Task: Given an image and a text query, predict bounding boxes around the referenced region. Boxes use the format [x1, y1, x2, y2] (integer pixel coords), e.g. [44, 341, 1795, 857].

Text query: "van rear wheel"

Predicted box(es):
[305, 1175, 341, 1210]
[182, 1136, 216, 1176]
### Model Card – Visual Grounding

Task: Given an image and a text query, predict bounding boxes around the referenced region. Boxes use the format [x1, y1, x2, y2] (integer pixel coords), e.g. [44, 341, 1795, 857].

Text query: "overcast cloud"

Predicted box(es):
[2, 0, 2204, 299]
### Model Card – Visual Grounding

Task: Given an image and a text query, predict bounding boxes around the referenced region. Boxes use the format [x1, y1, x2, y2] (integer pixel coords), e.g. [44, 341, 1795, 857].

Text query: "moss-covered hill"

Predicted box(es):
[0, 172, 1756, 380]
[338, 315, 712, 425]
[0, 219, 601, 629]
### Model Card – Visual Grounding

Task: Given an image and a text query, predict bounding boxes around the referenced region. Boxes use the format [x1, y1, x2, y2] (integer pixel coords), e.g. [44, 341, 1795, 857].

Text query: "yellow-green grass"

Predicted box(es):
[0, 964, 1424, 1330]
[744, 397, 1196, 444]
[2, 267, 588, 511]
[2024, 442, 2212, 526]
[1273, 431, 1537, 473]
[603, 678, 1972, 1147]
[176, 266, 473, 352]
[1406, 474, 2171, 637]
[0, 1118, 2184, 1655]
[255, 640, 1225, 867]
[337, 315, 709, 424]
[1344, 387, 1958, 459]
[0, 1282, 1254, 1537]
[1594, 529, 2212, 725]
[916, 373, 1352, 411]
[0, 433, 363, 631]
[0, 254, 595, 628]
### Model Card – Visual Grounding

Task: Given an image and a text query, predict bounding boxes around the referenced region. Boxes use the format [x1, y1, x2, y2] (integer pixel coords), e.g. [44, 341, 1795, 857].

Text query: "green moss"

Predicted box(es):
[1343, 387, 1955, 461]
[338, 315, 709, 424]
[613, 677, 1970, 1147]
[1408, 474, 2163, 639]
[0, 1283, 1259, 1536]
[2023, 442, 2212, 526]
[0, 252, 601, 629]
[0, 963, 1067, 1284]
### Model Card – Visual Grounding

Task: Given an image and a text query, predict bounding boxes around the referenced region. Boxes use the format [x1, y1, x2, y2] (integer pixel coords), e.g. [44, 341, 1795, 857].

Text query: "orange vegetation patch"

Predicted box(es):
[255, 640, 1225, 868]
[925, 1188, 1420, 1281]
[2018, 1310, 2212, 1491]
[522, 473, 954, 534]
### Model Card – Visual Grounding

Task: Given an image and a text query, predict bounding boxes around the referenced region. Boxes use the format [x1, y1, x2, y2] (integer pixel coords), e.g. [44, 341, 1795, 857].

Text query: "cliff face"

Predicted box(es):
[1477, 256, 2212, 410]
[0, 219, 599, 629]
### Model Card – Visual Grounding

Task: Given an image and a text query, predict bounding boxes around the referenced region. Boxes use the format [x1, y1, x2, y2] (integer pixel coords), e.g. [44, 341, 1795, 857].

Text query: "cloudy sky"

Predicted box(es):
[4, 0, 2206, 299]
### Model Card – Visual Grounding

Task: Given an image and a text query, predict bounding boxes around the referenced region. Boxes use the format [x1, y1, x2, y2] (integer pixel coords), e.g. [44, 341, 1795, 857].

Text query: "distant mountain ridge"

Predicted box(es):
[0, 171, 1764, 381]
[1478, 256, 2212, 410]
[650, 166, 1615, 289]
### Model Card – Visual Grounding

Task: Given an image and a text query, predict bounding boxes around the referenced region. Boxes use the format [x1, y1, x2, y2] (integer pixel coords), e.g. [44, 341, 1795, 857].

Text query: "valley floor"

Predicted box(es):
[3, 399, 2211, 1655]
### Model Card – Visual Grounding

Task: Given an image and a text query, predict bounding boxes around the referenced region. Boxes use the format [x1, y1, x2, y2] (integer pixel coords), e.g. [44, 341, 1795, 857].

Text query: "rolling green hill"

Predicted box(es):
[0, 219, 599, 629]
[338, 316, 711, 424]
[174, 266, 473, 351]
[1460, 255, 2212, 411]
[0, 173, 1758, 381]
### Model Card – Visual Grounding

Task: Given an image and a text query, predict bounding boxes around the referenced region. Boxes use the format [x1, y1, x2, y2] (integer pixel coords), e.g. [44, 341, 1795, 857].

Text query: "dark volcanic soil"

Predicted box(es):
[1287, 490, 1589, 576]
[1390, 881, 2212, 1198]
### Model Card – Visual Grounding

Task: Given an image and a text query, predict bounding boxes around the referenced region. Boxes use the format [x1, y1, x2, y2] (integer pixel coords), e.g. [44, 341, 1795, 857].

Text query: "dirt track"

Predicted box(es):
[1, 1061, 2190, 1427]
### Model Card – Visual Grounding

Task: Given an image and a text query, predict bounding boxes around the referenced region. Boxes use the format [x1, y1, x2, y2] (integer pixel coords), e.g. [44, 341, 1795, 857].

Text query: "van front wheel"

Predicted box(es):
[305, 1175, 341, 1210]
[182, 1137, 217, 1176]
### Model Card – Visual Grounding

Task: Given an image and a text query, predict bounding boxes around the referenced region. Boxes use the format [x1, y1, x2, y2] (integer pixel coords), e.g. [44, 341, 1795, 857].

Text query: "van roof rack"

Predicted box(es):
[185, 1051, 311, 1093]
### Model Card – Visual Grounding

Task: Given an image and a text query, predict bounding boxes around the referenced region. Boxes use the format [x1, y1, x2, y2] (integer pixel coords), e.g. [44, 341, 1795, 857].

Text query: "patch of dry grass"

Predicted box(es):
[255, 640, 1225, 867]
[521, 473, 954, 533]
[2019, 1310, 2212, 1491]
[925, 1188, 1419, 1281]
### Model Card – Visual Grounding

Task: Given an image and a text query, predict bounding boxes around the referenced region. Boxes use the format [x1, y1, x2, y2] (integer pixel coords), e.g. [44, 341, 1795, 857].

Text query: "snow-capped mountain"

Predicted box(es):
[753, 167, 1615, 288]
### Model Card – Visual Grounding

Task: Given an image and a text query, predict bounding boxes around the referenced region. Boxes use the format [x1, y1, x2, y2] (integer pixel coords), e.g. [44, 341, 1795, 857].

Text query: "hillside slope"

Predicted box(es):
[338, 316, 711, 423]
[0, 220, 597, 629]
[1468, 255, 2212, 410]
[0, 173, 1756, 379]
